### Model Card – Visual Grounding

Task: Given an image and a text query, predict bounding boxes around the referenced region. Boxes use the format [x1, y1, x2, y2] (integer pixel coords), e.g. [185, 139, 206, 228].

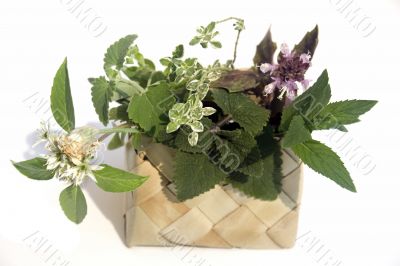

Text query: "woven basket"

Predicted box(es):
[123, 141, 303, 249]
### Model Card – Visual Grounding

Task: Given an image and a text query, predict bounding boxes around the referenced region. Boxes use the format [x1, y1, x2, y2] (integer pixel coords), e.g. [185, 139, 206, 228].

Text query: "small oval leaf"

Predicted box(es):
[59, 185, 87, 224]
[12, 157, 54, 180]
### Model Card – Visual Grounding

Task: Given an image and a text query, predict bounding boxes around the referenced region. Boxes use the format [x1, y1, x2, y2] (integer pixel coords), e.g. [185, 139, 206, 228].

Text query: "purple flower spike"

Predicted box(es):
[260, 43, 312, 102]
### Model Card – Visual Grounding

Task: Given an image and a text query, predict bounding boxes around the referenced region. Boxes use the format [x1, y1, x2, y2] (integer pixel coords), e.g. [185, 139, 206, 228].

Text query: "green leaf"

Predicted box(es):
[114, 78, 144, 97]
[229, 128, 282, 200]
[93, 164, 148, 192]
[128, 82, 176, 140]
[292, 140, 356, 192]
[90, 76, 114, 126]
[173, 152, 226, 201]
[104, 34, 137, 78]
[172, 119, 214, 154]
[282, 115, 312, 148]
[280, 69, 331, 131]
[122, 67, 152, 90]
[212, 89, 270, 135]
[313, 100, 377, 130]
[166, 121, 181, 133]
[59, 185, 87, 224]
[131, 133, 142, 150]
[237, 147, 264, 178]
[109, 104, 130, 122]
[172, 44, 184, 58]
[205, 21, 216, 33]
[210, 70, 259, 92]
[189, 37, 201, 46]
[293, 25, 319, 58]
[213, 130, 257, 172]
[210, 41, 222, 48]
[50, 58, 75, 132]
[12, 157, 54, 180]
[107, 133, 124, 150]
[253, 27, 277, 65]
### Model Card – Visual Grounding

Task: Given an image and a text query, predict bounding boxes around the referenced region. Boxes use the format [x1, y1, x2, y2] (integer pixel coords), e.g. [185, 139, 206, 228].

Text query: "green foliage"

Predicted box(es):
[51, 58, 75, 132]
[253, 27, 277, 65]
[103, 34, 137, 79]
[14, 23, 378, 224]
[59, 185, 87, 224]
[292, 140, 356, 192]
[313, 100, 377, 130]
[212, 89, 270, 136]
[12, 158, 54, 180]
[236, 147, 264, 178]
[93, 164, 148, 192]
[212, 129, 257, 172]
[280, 69, 331, 131]
[229, 128, 282, 200]
[189, 21, 221, 48]
[282, 115, 312, 148]
[173, 152, 227, 201]
[172, 44, 184, 58]
[90, 76, 114, 126]
[172, 118, 214, 153]
[128, 82, 176, 140]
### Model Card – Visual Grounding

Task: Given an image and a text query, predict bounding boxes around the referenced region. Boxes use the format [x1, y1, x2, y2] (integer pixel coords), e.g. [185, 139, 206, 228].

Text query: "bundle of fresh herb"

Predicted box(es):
[12, 18, 376, 224]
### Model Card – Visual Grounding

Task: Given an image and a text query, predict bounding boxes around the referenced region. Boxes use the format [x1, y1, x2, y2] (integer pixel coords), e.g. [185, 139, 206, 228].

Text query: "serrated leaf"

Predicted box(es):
[59, 185, 87, 224]
[280, 69, 331, 131]
[213, 130, 257, 172]
[211, 70, 259, 92]
[313, 100, 377, 130]
[50, 58, 75, 132]
[104, 34, 137, 78]
[229, 128, 282, 200]
[173, 152, 226, 201]
[90, 76, 114, 126]
[293, 25, 319, 57]
[292, 139, 356, 192]
[212, 89, 270, 135]
[93, 164, 148, 192]
[12, 157, 54, 180]
[282, 115, 312, 148]
[253, 27, 277, 66]
[128, 82, 176, 140]
[237, 147, 264, 177]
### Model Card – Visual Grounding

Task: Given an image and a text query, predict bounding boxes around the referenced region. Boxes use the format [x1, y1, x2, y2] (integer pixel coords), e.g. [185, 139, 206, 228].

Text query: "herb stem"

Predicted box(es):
[97, 124, 130, 142]
[215, 17, 243, 24]
[232, 30, 241, 67]
[210, 114, 233, 132]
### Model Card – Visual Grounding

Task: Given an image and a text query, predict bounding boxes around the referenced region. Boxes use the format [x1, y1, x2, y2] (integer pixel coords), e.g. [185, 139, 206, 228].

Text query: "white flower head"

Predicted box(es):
[40, 125, 102, 185]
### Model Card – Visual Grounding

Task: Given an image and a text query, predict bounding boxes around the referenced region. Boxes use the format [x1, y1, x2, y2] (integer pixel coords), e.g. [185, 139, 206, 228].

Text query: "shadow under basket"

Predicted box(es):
[123, 142, 303, 249]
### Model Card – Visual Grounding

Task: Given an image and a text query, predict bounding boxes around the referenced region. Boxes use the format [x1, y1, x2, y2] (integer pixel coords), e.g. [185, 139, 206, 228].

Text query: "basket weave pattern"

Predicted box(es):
[124, 143, 303, 249]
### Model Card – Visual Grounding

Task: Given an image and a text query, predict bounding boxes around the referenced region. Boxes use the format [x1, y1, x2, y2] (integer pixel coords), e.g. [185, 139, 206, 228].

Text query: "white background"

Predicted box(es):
[0, 0, 399, 265]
